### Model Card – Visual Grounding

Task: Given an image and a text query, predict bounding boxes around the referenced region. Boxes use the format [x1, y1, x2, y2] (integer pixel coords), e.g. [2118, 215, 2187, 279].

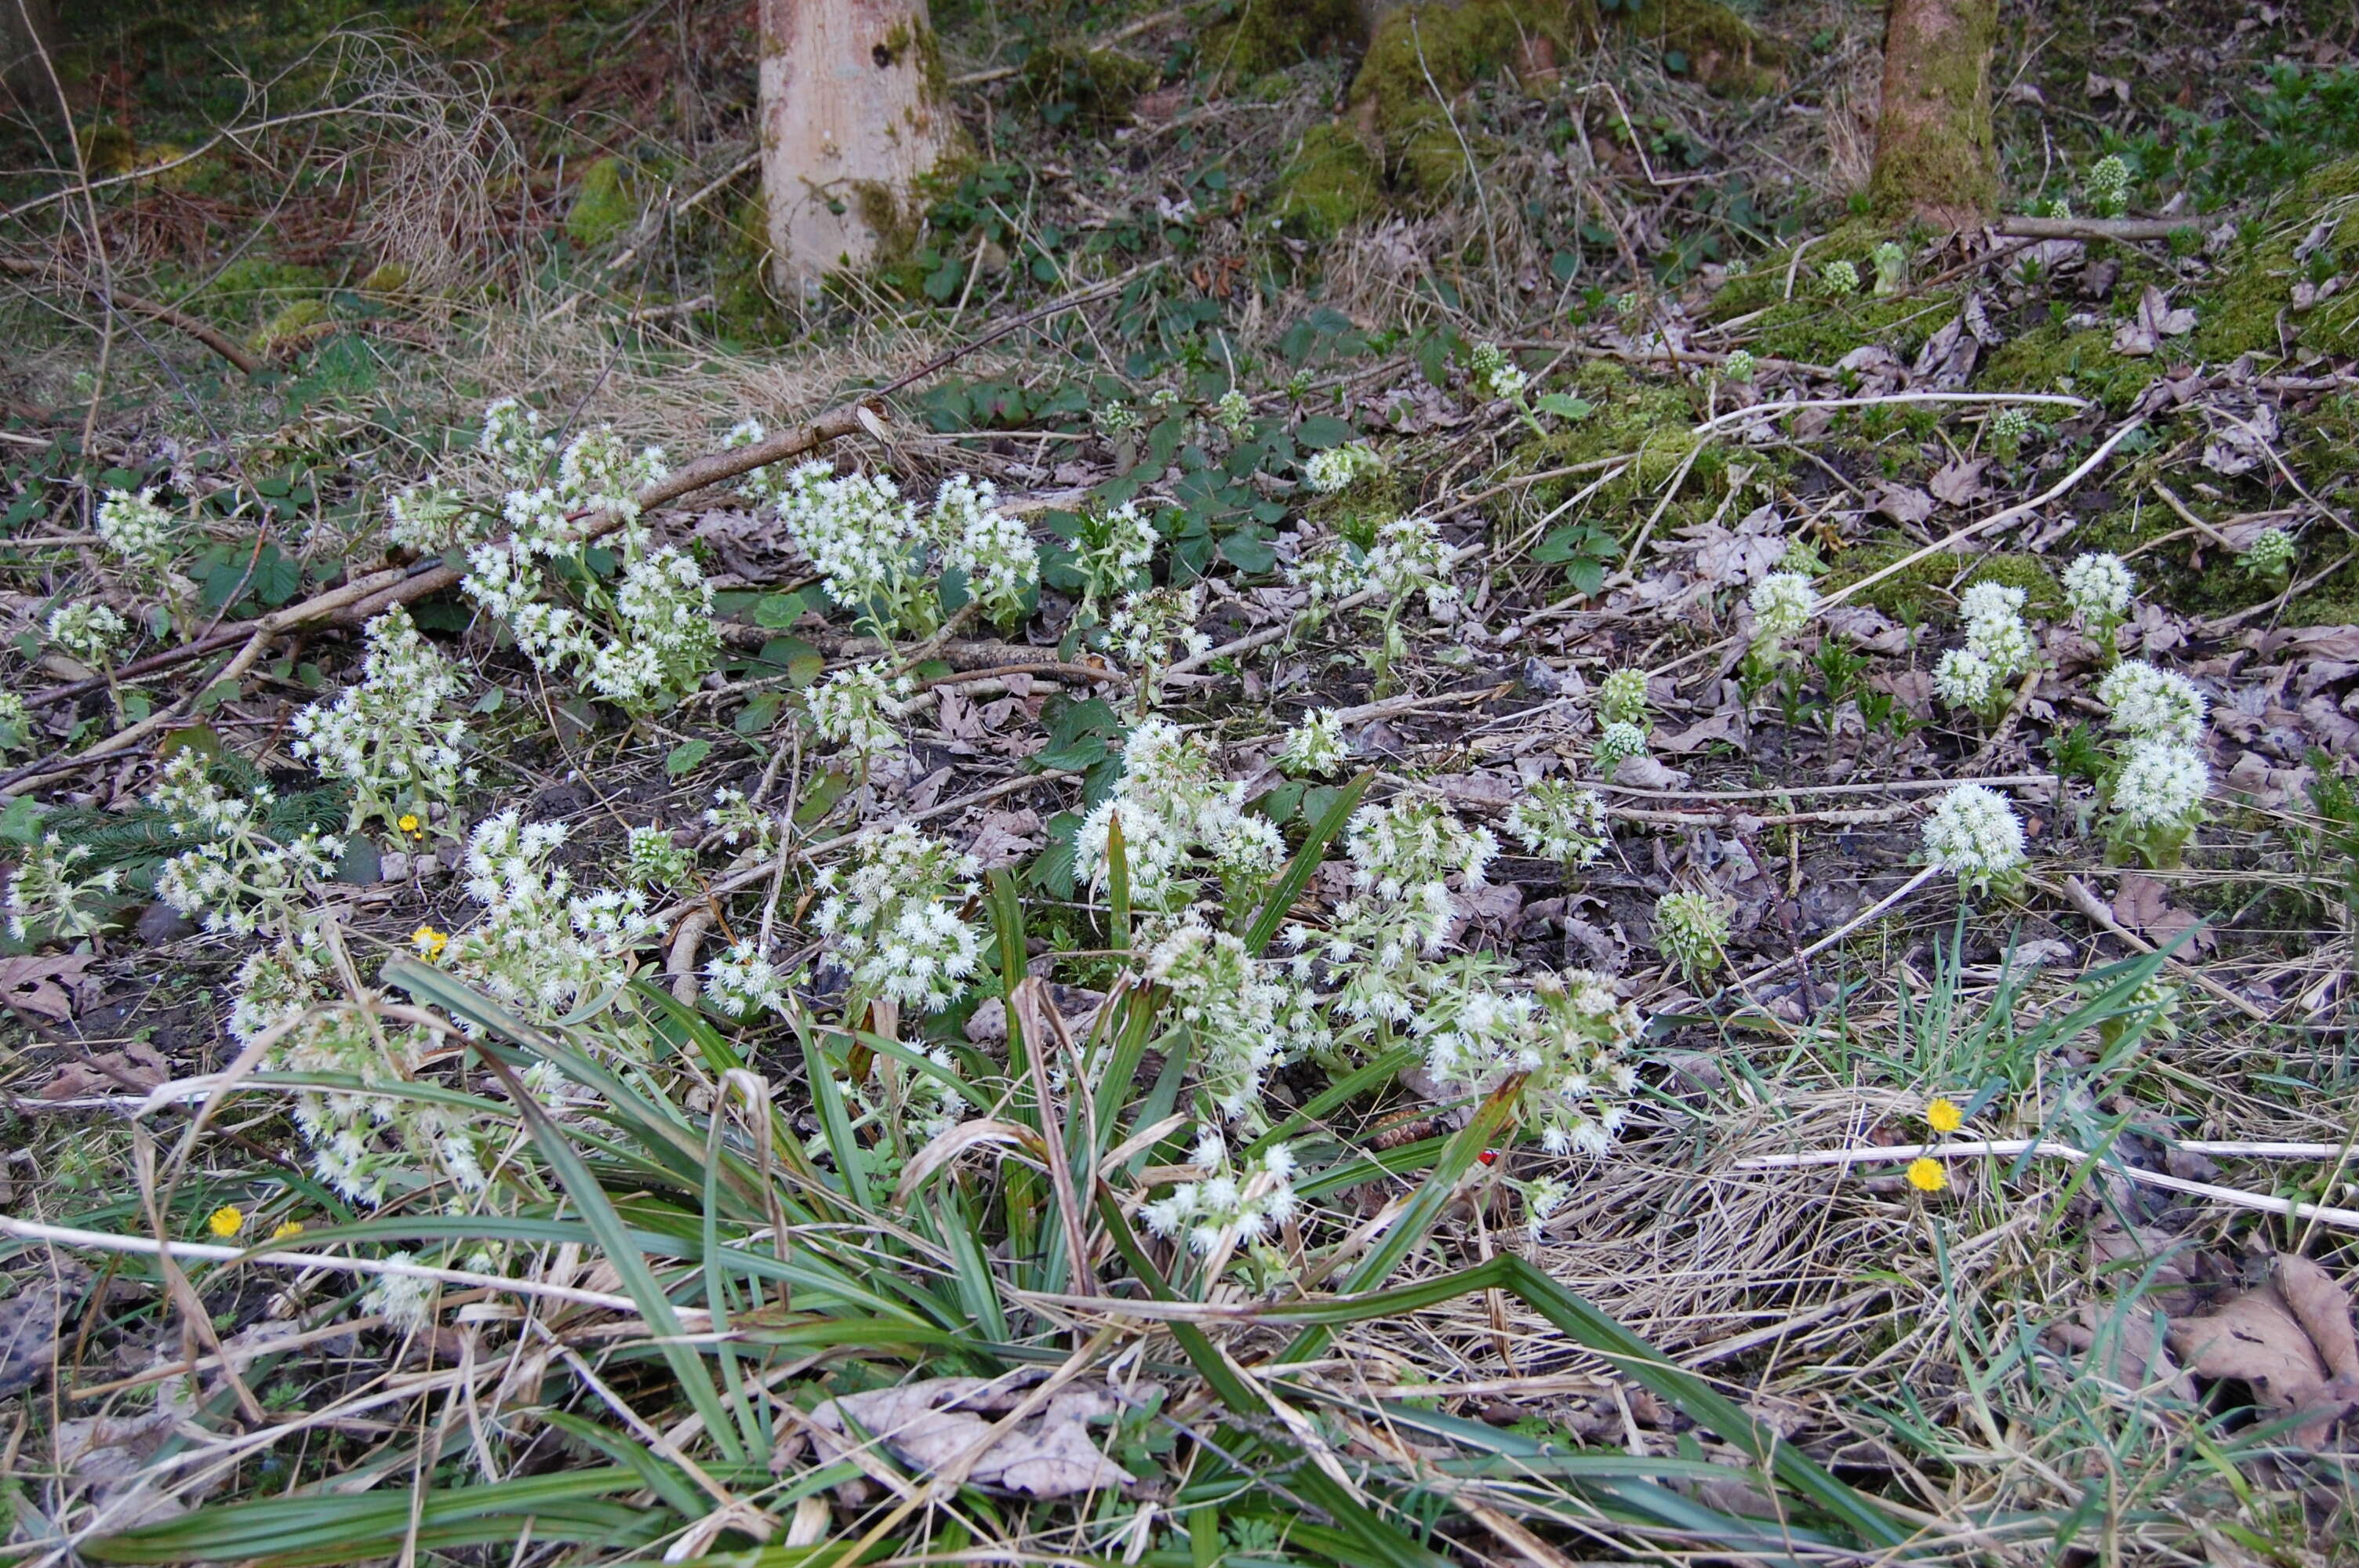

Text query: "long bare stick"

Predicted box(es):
[1728, 1139, 2359, 1232]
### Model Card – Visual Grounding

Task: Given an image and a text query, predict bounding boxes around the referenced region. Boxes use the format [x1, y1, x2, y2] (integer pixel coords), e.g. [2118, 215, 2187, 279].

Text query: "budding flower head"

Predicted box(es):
[1597, 668, 1650, 730]
[1749, 572, 1816, 649]
[1720, 348, 1756, 383]
[1594, 719, 1649, 775]
[2241, 527, 2295, 578]
[1988, 405, 2033, 458]
[2062, 552, 2133, 628]
[1921, 784, 2026, 896]
[2085, 153, 2132, 217]
[1819, 259, 1860, 296]
[1654, 891, 1730, 984]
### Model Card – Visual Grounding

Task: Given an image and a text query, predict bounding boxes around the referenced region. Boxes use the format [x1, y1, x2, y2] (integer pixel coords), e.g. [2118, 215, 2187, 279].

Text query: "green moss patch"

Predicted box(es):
[1274, 124, 1387, 242]
[2190, 154, 2359, 363]
[1199, 0, 1362, 81]
[1015, 44, 1158, 129]
[565, 156, 638, 249]
[1825, 535, 2061, 625]
[1976, 325, 2164, 409]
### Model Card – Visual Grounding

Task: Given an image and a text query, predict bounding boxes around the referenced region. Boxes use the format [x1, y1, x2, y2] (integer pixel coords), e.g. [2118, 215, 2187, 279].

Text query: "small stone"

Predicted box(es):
[135, 902, 195, 944]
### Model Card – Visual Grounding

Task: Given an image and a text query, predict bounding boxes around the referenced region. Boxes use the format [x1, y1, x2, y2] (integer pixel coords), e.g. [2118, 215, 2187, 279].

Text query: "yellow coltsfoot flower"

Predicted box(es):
[1906, 1158, 1947, 1193]
[1925, 1098, 1964, 1134]
[412, 925, 449, 960]
[206, 1205, 245, 1238]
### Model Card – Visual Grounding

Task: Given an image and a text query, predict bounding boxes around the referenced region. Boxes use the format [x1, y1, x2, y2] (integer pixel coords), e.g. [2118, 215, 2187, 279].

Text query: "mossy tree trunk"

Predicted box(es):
[2, 0, 60, 101]
[758, 0, 952, 291]
[1870, 0, 1997, 230]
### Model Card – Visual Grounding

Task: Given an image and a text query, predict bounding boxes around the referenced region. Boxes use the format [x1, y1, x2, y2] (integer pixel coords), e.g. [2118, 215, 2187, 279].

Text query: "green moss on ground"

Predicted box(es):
[1825, 534, 2061, 624]
[1274, 124, 1386, 242]
[1489, 361, 1714, 521]
[252, 298, 329, 356]
[2191, 154, 2359, 362]
[205, 258, 329, 325]
[1198, 0, 1361, 80]
[565, 156, 638, 249]
[1015, 43, 1158, 129]
[1976, 325, 2163, 408]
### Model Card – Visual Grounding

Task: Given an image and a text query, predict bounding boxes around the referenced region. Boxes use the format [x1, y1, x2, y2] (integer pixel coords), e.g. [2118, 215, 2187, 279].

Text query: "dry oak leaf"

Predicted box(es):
[41, 1041, 172, 1100]
[2109, 873, 2212, 953]
[806, 1376, 1134, 1498]
[0, 1264, 90, 1397]
[2166, 1254, 2359, 1447]
[0, 951, 96, 1022]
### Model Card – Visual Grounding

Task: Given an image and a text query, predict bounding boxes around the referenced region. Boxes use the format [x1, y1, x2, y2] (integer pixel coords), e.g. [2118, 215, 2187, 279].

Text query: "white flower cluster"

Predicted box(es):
[1350, 795, 1496, 906]
[2098, 660, 2206, 746]
[1275, 709, 1349, 778]
[1074, 502, 1158, 611]
[229, 945, 485, 1208]
[443, 811, 658, 1029]
[290, 607, 474, 833]
[1988, 405, 2032, 458]
[1819, 259, 1860, 296]
[151, 751, 343, 937]
[1507, 779, 1611, 867]
[932, 474, 1038, 626]
[554, 426, 668, 522]
[96, 487, 176, 567]
[2085, 154, 2132, 217]
[808, 662, 912, 760]
[2062, 552, 2134, 633]
[387, 485, 475, 553]
[1594, 720, 1649, 775]
[0, 689, 32, 753]
[1921, 783, 2026, 895]
[5, 833, 123, 941]
[1936, 581, 2034, 713]
[1423, 972, 1642, 1156]
[1290, 513, 1460, 625]
[2113, 739, 2209, 830]
[466, 534, 719, 713]
[1106, 585, 1212, 681]
[1653, 891, 1729, 983]
[761, 460, 1038, 637]
[1721, 349, 1756, 383]
[1140, 1130, 1299, 1254]
[703, 938, 791, 1019]
[1470, 341, 1528, 401]
[480, 397, 554, 474]
[1303, 442, 1384, 495]
[1213, 390, 1254, 438]
[703, 786, 780, 862]
[1075, 718, 1285, 913]
[1748, 571, 1816, 656]
[1145, 920, 1323, 1117]
[810, 825, 983, 1013]
[48, 602, 128, 666]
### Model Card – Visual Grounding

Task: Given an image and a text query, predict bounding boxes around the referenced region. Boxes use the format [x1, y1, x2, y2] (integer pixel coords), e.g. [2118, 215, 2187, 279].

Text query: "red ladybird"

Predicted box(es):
[1478, 1149, 1499, 1166]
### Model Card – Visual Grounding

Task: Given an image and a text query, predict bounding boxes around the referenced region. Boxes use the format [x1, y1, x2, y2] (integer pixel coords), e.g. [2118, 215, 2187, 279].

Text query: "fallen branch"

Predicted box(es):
[1995, 216, 2201, 243]
[2053, 873, 2273, 1022]
[0, 256, 260, 376]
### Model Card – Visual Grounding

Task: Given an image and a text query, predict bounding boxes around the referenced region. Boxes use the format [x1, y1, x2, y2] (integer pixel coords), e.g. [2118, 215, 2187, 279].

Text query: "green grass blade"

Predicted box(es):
[1239, 769, 1372, 955]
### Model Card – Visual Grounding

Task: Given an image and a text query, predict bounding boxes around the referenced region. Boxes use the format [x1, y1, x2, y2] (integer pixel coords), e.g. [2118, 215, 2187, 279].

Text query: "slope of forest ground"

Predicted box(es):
[4, 2, 2359, 1564]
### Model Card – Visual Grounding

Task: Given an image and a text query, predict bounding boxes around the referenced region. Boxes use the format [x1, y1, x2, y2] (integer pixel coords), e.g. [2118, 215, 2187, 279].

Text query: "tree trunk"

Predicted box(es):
[1870, 0, 1997, 230]
[2, 0, 60, 102]
[757, 0, 953, 292]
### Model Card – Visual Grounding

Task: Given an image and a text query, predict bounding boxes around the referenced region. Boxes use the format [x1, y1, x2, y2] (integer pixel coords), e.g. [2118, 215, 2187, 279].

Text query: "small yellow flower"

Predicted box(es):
[206, 1205, 245, 1238]
[1906, 1158, 1947, 1193]
[270, 1220, 304, 1242]
[1925, 1098, 1964, 1134]
[413, 925, 449, 960]
[398, 813, 423, 838]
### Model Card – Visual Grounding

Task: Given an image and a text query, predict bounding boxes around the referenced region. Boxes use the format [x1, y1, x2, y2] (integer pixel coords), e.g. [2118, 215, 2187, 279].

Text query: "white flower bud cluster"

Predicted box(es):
[1106, 585, 1212, 681]
[1507, 779, 1611, 868]
[2085, 154, 2132, 217]
[1597, 668, 1650, 730]
[386, 485, 475, 553]
[1653, 891, 1729, 983]
[1936, 581, 2034, 713]
[1213, 389, 1254, 438]
[1423, 971, 1642, 1156]
[2062, 552, 2134, 635]
[1074, 501, 1158, 610]
[2097, 660, 2207, 746]
[1303, 441, 1384, 495]
[2242, 527, 2295, 577]
[807, 661, 914, 760]
[703, 938, 791, 1019]
[5, 833, 123, 942]
[2112, 739, 2209, 829]
[1921, 783, 2026, 895]
[929, 474, 1038, 627]
[290, 606, 475, 833]
[1141, 1130, 1299, 1254]
[1748, 571, 1816, 655]
[1143, 920, 1323, 1118]
[1275, 708, 1350, 778]
[811, 825, 983, 1014]
[47, 601, 129, 666]
[1593, 720, 1649, 775]
[479, 397, 554, 476]
[444, 811, 658, 1028]
[150, 751, 343, 938]
[1076, 718, 1285, 913]
[703, 786, 780, 862]
[623, 826, 694, 892]
[96, 487, 176, 567]
[1819, 259, 1859, 296]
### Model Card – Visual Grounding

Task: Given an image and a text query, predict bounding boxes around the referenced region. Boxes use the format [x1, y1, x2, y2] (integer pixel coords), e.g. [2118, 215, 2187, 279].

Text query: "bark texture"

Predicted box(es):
[758, 0, 952, 289]
[1870, 0, 1997, 229]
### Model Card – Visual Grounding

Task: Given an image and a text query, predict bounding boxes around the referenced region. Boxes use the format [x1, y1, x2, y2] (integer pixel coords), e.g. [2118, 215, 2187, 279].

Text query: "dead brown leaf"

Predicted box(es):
[2167, 1254, 2359, 1446]
[42, 1041, 171, 1100]
[0, 951, 96, 1022]
[807, 1376, 1134, 1497]
[1927, 459, 1989, 507]
[2110, 873, 2211, 953]
[0, 1264, 89, 1398]
[2045, 1301, 2196, 1403]
[52, 1368, 221, 1530]
[2113, 285, 2197, 358]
